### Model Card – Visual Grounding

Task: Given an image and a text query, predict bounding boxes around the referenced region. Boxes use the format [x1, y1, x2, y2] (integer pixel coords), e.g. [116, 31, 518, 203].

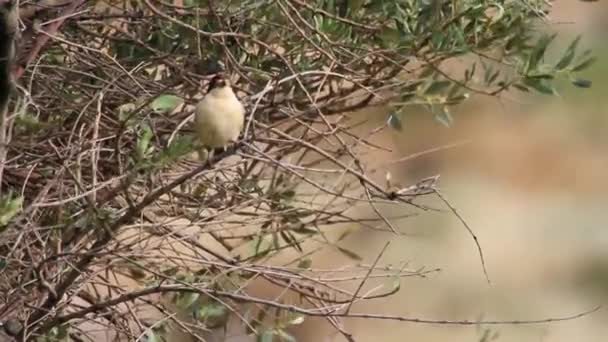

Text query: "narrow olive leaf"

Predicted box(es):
[280, 230, 303, 252]
[571, 78, 592, 88]
[336, 246, 363, 261]
[287, 314, 305, 326]
[434, 106, 454, 127]
[486, 69, 500, 85]
[145, 330, 164, 342]
[528, 33, 557, 70]
[258, 330, 274, 342]
[526, 73, 554, 80]
[157, 135, 194, 167]
[297, 258, 312, 269]
[387, 111, 403, 131]
[512, 83, 529, 92]
[445, 93, 469, 105]
[571, 56, 597, 72]
[136, 125, 154, 160]
[400, 92, 416, 102]
[0, 194, 23, 229]
[127, 265, 147, 280]
[464, 63, 476, 82]
[523, 77, 556, 95]
[555, 36, 581, 70]
[175, 292, 200, 310]
[150, 94, 183, 114]
[292, 225, 318, 235]
[424, 80, 451, 95]
[276, 329, 297, 342]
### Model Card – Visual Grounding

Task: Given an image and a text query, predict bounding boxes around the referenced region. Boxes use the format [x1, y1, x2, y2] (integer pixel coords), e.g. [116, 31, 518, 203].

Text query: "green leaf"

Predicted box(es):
[0, 193, 22, 229]
[424, 80, 451, 95]
[445, 94, 469, 105]
[276, 329, 297, 342]
[434, 106, 454, 127]
[528, 34, 556, 71]
[336, 245, 363, 261]
[196, 301, 228, 327]
[150, 94, 183, 114]
[174, 292, 200, 310]
[555, 36, 581, 70]
[292, 225, 318, 235]
[387, 112, 403, 131]
[464, 63, 476, 82]
[485, 70, 500, 85]
[349, 0, 365, 13]
[391, 276, 401, 292]
[157, 135, 194, 167]
[512, 83, 529, 92]
[571, 78, 592, 88]
[571, 56, 597, 72]
[136, 124, 154, 161]
[279, 230, 302, 252]
[286, 313, 305, 326]
[523, 77, 556, 95]
[258, 330, 275, 342]
[297, 258, 312, 269]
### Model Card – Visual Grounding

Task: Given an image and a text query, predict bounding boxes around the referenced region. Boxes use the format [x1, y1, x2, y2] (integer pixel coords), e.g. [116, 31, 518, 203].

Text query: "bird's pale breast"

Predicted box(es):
[195, 89, 245, 148]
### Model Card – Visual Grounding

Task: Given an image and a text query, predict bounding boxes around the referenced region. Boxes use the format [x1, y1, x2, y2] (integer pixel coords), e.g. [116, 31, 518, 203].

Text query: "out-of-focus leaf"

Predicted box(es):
[528, 33, 556, 71]
[136, 124, 154, 161]
[336, 245, 363, 261]
[0, 193, 22, 229]
[174, 292, 200, 310]
[297, 258, 312, 269]
[424, 80, 451, 95]
[523, 77, 556, 95]
[388, 112, 403, 131]
[571, 78, 592, 88]
[555, 36, 581, 70]
[286, 313, 305, 326]
[258, 330, 275, 342]
[150, 94, 183, 114]
[434, 106, 454, 127]
[571, 56, 597, 72]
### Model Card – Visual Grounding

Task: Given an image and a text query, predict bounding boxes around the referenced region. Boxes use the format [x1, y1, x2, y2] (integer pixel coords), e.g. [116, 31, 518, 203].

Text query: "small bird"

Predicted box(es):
[194, 73, 245, 161]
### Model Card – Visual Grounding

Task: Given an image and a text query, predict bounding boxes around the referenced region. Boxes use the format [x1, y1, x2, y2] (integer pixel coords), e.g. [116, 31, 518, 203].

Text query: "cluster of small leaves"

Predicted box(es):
[383, 1, 595, 129]
[91, 0, 593, 130]
[0, 0, 598, 341]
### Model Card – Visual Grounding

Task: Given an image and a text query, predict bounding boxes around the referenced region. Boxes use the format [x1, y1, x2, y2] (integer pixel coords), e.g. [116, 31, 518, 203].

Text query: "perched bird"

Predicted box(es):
[194, 73, 245, 161]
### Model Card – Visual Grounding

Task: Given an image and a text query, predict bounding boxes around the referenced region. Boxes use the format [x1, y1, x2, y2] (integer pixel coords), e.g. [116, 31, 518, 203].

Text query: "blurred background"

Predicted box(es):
[289, 2, 608, 341]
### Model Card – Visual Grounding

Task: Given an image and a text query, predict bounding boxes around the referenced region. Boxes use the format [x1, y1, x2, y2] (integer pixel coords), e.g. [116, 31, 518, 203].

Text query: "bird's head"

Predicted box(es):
[205, 73, 237, 100]
[207, 73, 230, 93]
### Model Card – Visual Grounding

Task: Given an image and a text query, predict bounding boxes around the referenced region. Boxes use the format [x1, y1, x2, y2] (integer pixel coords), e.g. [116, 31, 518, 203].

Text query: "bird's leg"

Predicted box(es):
[207, 148, 215, 166]
[198, 147, 214, 166]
